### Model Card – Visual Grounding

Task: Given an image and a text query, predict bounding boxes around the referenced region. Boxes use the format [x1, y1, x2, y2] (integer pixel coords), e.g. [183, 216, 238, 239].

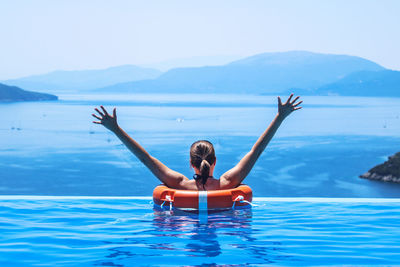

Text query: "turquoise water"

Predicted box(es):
[1, 197, 400, 266]
[1, 94, 400, 264]
[1, 94, 400, 197]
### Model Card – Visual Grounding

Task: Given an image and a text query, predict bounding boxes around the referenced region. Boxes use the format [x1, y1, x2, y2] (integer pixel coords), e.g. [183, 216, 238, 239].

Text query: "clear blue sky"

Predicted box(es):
[1, 0, 399, 79]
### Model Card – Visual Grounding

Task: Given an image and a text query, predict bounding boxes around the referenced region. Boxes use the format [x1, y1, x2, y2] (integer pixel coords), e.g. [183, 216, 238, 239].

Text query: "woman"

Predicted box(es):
[92, 94, 302, 191]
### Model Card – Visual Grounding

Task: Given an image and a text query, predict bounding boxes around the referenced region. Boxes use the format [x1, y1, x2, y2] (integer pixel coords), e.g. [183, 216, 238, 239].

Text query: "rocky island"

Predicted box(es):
[360, 152, 400, 183]
[0, 83, 57, 102]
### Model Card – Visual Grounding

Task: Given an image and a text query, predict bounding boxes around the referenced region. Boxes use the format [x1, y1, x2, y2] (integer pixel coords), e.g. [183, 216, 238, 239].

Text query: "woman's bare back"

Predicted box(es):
[178, 177, 222, 191]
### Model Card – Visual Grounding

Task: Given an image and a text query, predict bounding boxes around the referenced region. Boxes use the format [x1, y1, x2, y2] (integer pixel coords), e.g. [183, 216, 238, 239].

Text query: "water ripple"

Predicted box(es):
[1, 198, 400, 266]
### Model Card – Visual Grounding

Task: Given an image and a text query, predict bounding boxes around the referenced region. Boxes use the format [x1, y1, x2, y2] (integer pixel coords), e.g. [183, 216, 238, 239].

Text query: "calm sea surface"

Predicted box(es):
[1, 93, 400, 197]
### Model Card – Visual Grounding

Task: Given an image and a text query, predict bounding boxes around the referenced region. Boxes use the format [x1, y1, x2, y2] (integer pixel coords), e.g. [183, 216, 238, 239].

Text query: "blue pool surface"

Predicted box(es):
[1, 197, 400, 266]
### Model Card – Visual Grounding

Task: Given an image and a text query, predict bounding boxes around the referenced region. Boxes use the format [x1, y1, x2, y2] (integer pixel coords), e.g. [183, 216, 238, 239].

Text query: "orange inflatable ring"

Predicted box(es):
[153, 184, 253, 211]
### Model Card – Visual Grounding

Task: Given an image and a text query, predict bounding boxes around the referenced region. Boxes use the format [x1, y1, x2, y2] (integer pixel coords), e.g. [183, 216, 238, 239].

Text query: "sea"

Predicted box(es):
[1, 93, 399, 197]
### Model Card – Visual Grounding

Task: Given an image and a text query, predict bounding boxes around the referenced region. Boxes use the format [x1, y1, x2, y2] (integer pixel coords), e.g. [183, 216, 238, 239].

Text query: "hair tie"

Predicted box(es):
[193, 174, 213, 180]
[193, 174, 202, 181]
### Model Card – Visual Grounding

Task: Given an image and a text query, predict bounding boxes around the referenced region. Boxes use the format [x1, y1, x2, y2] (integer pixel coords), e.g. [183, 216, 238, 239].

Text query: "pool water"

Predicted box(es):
[1, 197, 400, 266]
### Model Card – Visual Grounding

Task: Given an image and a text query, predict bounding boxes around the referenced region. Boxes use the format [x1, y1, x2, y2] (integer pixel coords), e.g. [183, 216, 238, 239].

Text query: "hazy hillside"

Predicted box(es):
[0, 83, 57, 102]
[2, 65, 162, 93]
[97, 51, 384, 94]
[141, 55, 242, 71]
[315, 70, 400, 96]
[4, 51, 394, 96]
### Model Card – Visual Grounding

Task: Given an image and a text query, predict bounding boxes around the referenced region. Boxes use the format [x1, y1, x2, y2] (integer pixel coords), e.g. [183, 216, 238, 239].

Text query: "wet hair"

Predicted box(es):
[190, 140, 216, 189]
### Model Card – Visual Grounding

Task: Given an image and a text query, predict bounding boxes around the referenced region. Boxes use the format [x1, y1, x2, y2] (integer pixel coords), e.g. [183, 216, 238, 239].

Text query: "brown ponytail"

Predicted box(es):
[199, 159, 211, 186]
[190, 140, 216, 189]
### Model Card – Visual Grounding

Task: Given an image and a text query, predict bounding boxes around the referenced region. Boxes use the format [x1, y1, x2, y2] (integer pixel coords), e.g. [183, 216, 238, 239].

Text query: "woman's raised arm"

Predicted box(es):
[219, 94, 302, 189]
[92, 106, 189, 189]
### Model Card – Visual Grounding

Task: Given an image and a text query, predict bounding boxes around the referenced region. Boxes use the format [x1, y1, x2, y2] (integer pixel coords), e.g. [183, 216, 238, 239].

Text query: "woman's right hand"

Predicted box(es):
[277, 94, 302, 119]
[92, 106, 119, 132]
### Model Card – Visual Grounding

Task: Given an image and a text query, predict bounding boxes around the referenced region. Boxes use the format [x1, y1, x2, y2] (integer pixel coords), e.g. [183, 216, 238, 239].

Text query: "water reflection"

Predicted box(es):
[95, 206, 292, 266]
[152, 207, 253, 258]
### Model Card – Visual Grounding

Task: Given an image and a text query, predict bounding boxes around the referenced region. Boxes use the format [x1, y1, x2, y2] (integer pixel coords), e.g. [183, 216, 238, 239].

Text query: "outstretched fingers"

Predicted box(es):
[92, 106, 119, 131]
[286, 93, 294, 104]
[95, 108, 104, 117]
[293, 100, 303, 107]
[277, 94, 303, 118]
[100, 105, 109, 117]
[92, 114, 102, 120]
[278, 96, 282, 106]
[290, 96, 300, 105]
[92, 113, 102, 125]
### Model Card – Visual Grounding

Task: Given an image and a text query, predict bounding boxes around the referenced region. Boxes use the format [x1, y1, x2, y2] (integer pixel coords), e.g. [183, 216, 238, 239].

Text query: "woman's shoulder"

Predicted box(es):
[177, 179, 199, 190]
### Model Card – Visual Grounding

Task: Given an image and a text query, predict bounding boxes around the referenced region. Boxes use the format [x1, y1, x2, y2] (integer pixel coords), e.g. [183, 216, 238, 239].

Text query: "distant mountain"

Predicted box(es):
[315, 70, 400, 96]
[2, 65, 162, 93]
[141, 55, 242, 71]
[97, 51, 384, 94]
[0, 83, 57, 102]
